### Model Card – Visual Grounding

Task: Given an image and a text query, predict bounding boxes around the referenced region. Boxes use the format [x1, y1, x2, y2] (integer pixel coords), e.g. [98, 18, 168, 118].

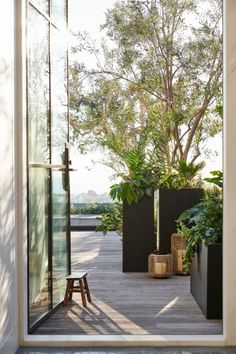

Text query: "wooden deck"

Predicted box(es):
[34, 231, 222, 335]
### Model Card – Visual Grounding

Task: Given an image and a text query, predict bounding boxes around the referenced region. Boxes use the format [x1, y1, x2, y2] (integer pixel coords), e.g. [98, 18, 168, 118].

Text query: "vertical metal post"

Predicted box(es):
[66, 0, 71, 276]
[48, 0, 53, 311]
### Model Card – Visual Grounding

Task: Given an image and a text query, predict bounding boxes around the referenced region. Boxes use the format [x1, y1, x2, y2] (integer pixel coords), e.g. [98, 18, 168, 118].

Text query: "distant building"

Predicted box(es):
[71, 190, 112, 203]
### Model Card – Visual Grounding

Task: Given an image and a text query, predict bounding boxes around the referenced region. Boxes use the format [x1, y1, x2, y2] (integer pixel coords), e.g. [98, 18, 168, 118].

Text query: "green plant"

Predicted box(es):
[176, 159, 205, 188]
[70, 1, 222, 169]
[70, 207, 80, 215]
[70, 203, 111, 215]
[177, 171, 223, 268]
[159, 159, 205, 189]
[204, 170, 223, 188]
[96, 203, 123, 236]
[110, 173, 156, 205]
[105, 134, 159, 204]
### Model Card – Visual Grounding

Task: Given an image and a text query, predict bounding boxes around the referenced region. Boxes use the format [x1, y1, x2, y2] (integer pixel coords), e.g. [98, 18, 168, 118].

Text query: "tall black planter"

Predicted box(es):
[158, 189, 203, 253]
[191, 242, 222, 319]
[123, 194, 154, 272]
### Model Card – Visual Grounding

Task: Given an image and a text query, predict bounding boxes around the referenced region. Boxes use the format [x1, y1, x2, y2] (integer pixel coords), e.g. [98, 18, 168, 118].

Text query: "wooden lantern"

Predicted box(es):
[148, 253, 173, 278]
[171, 233, 189, 275]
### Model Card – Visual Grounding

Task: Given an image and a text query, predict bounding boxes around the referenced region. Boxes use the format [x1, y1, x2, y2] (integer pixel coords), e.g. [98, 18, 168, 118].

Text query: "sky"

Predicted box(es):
[68, 0, 117, 195]
[68, 0, 222, 196]
[69, 0, 116, 36]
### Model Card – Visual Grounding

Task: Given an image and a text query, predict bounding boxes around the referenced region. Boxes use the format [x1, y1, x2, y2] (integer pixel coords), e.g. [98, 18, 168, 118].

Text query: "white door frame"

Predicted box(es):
[17, 0, 236, 347]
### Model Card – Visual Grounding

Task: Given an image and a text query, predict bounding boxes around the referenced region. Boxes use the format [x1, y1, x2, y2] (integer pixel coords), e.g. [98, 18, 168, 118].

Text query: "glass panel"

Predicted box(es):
[51, 0, 66, 28]
[28, 167, 50, 327]
[27, 1, 69, 330]
[30, 0, 49, 15]
[52, 170, 68, 307]
[51, 26, 68, 163]
[28, 5, 50, 163]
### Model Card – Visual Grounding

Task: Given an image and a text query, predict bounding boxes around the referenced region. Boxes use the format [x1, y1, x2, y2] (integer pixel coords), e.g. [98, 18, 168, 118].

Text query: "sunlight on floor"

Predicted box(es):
[155, 297, 179, 318]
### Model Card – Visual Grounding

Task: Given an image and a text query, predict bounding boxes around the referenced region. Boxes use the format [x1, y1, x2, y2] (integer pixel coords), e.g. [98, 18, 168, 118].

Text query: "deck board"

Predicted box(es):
[34, 231, 222, 335]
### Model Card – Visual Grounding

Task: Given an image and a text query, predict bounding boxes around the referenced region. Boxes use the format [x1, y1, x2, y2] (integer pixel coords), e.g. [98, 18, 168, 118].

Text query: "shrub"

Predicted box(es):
[177, 171, 223, 269]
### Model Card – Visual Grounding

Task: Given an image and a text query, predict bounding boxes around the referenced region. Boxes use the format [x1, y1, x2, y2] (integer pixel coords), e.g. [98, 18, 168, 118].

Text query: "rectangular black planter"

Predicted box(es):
[191, 242, 222, 319]
[123, 195, 154, 272]
[158, 189, 203, 253]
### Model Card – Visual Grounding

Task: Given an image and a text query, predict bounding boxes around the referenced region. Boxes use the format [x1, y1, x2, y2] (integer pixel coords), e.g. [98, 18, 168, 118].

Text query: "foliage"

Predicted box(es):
[110, 173, 156, 205]
[70, 0, 222, 173]
[101, 132, 160, 204]
[108, 136, 158, 203]
[70, 203, 111, 215]
[100, 130, 165, 180]
[96, 203, 123, 236]
[177, 171, 223, 268]
[70, 207, 80, 215]
[106, 136, 204, 204]
[159, 159, 205, 189]
[204, 170, 223, 188]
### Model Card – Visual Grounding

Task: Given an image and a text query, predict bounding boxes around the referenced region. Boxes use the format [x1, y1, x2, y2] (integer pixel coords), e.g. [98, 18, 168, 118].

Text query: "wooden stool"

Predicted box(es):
[63, 272, 91, 307]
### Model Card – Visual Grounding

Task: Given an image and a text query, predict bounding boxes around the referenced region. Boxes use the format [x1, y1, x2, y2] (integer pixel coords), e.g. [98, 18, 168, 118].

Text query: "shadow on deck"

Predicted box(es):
[33, 231, 222, 335]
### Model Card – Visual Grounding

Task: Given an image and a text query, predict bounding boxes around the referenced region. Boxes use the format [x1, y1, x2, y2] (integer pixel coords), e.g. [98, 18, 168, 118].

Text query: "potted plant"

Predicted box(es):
[177, 171, 223, 319]
[110, 170, 157, 272]
[93, 131, 162, 272]
[157, 159, 204, 253]
[97, 155, 206, 272]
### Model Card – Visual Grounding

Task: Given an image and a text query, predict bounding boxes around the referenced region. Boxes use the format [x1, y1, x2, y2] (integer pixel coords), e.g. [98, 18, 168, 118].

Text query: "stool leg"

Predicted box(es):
[64, 280, 70, 305]
[79, 278, 87, 307]
[83, 276, 91, 303]
[69, 280, 74, 301]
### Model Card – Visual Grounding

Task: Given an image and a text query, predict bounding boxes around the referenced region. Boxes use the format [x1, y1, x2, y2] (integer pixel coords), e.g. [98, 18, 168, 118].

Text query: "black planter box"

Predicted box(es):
[191, 242, 222, 319]
[123, 194, 155, 272]
[158, 189, 203, 253]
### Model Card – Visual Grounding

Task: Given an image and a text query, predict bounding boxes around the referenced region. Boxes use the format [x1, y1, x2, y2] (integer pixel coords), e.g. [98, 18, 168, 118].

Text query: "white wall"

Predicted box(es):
[0, 0, 19, 353]
[223, 0, 236, 345]
[0, 0, 235, 350]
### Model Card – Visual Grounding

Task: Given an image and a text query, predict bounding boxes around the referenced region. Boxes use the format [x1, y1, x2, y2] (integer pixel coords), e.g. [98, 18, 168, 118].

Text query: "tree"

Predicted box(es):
[70, 0, 222, 179]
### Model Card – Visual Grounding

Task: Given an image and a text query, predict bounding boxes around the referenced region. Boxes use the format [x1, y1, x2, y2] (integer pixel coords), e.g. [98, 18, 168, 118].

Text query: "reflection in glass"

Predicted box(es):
[52, 170, 68, 307]
[28, 6, 50, 163]
[28, 1, 69, 330]
[30, 0, 49, 15]
[28, 167, 50, 327]
[51, 27, 67, 163]
[51, 0, 66, 28]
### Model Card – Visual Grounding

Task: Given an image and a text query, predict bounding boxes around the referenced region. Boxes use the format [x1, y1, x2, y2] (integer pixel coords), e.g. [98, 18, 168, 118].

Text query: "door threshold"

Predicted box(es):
[22, 334, 225, 347]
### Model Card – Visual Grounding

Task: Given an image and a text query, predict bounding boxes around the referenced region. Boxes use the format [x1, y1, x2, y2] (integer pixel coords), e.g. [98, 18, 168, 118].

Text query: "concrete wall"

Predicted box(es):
[0, 0, 19, 353]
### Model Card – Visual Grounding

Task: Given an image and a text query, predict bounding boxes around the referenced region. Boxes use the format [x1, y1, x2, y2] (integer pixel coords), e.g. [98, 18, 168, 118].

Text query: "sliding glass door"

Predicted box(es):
[27, 0, 70, 331]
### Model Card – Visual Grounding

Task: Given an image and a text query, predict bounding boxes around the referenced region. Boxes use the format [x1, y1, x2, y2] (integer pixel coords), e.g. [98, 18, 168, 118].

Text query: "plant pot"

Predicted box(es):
[190, 242, 222, 319]
[123, 194, 155, 272]
[158, 189, 203, 253]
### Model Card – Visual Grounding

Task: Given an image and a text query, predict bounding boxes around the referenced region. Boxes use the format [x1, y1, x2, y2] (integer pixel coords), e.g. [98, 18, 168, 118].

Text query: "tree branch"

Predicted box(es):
[83, 69, 167, 102]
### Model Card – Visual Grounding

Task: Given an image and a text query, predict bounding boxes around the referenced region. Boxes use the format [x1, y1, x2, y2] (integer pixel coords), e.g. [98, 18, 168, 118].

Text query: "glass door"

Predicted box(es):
[50, 11, 69, 307]
[51, 146, 70, 308]
[27, 0, 70, 331]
